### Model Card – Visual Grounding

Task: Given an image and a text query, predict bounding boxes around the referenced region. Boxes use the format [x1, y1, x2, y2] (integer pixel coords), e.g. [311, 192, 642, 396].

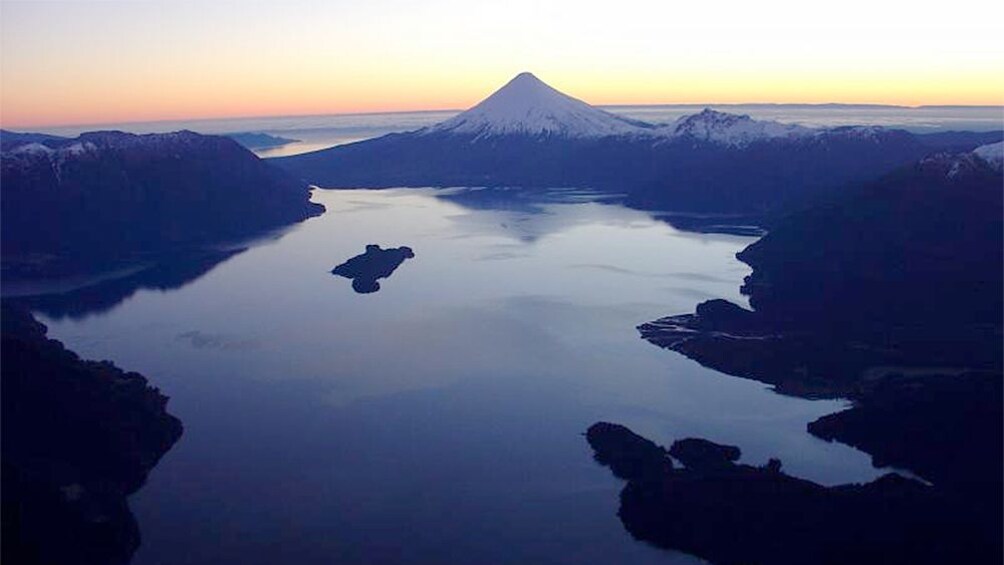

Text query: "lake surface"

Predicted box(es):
[31, 104, 1003, 158]
[38, 188, 887, 564]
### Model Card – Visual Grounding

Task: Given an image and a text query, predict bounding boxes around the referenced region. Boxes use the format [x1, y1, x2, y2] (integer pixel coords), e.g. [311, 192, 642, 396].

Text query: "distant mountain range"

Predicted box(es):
[272, 73, 1001, 217]
[1, 130, 323, 278]
[602, 102, 1004, 110]
[2, 129, 299, 152]
[0, 130, 68, 151]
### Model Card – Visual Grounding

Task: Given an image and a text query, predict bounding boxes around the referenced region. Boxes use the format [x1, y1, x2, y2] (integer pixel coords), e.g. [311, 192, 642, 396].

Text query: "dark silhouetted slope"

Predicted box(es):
[2, 130, 324, 278]
[1, 303, 183, 565]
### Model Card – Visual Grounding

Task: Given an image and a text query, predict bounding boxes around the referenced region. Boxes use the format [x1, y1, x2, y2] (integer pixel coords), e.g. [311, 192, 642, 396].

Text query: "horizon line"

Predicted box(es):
[5, 101, 1003, 133]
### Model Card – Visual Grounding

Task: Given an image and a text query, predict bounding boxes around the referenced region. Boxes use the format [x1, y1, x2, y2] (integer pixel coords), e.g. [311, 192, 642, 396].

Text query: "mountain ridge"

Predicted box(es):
[273, 73, 1000, 189]
[2, 130, 324, 278]
[273, 73, 1001, 219]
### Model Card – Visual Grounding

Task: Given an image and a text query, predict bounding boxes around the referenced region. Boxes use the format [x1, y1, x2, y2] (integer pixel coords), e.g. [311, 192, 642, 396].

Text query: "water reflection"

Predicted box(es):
[435, 186, 619, 212]
[19, 250, 242, 320]
[434, 187, 769, 241]
[331, 244, 415, 294]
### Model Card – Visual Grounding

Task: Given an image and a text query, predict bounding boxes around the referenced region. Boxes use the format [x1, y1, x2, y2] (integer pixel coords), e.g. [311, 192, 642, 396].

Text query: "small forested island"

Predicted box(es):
[331, 244, 415, 294]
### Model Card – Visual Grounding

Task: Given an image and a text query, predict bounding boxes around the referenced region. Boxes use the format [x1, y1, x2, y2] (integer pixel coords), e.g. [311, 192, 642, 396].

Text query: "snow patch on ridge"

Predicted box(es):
[920, 140, 1004, 179]
[1, 131, 225, 185]
[63, 142, 98, 155]
[9, 142, 54, 156]
[973, 141, 1003, 171]
[663, 108, 813, 147]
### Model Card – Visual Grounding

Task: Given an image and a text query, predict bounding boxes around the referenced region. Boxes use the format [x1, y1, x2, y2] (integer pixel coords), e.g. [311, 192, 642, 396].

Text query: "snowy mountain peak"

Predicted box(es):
[665, 108, 813, 147]
[9, 142, 55, 156]
[425, 72, 651, 139]
[973, 141, 1003, 171]
[677, 108, 752, 129]
[919, 140, 1004, 179]
[509, 71, 545, 86]
[0, 130, 246, 186]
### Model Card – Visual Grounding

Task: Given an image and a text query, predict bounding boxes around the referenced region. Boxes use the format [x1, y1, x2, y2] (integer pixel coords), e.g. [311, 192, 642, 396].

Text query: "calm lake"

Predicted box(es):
[36, 187, 887, 564]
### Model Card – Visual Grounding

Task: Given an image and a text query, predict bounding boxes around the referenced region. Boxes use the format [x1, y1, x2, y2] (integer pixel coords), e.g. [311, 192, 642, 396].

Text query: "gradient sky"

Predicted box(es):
[2, 0, 1002, 128]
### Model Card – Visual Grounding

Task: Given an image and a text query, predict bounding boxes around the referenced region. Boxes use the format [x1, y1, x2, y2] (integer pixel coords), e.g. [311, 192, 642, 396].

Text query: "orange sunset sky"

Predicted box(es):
[1, 0, 1002, 129]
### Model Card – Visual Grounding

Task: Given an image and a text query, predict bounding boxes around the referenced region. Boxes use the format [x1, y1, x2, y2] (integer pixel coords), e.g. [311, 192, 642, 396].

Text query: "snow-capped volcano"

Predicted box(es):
[663, 108, 812, 147]
[424, 72, 651, 139]
[418, 73, 914, 148]
[274, 72, 999, 215]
